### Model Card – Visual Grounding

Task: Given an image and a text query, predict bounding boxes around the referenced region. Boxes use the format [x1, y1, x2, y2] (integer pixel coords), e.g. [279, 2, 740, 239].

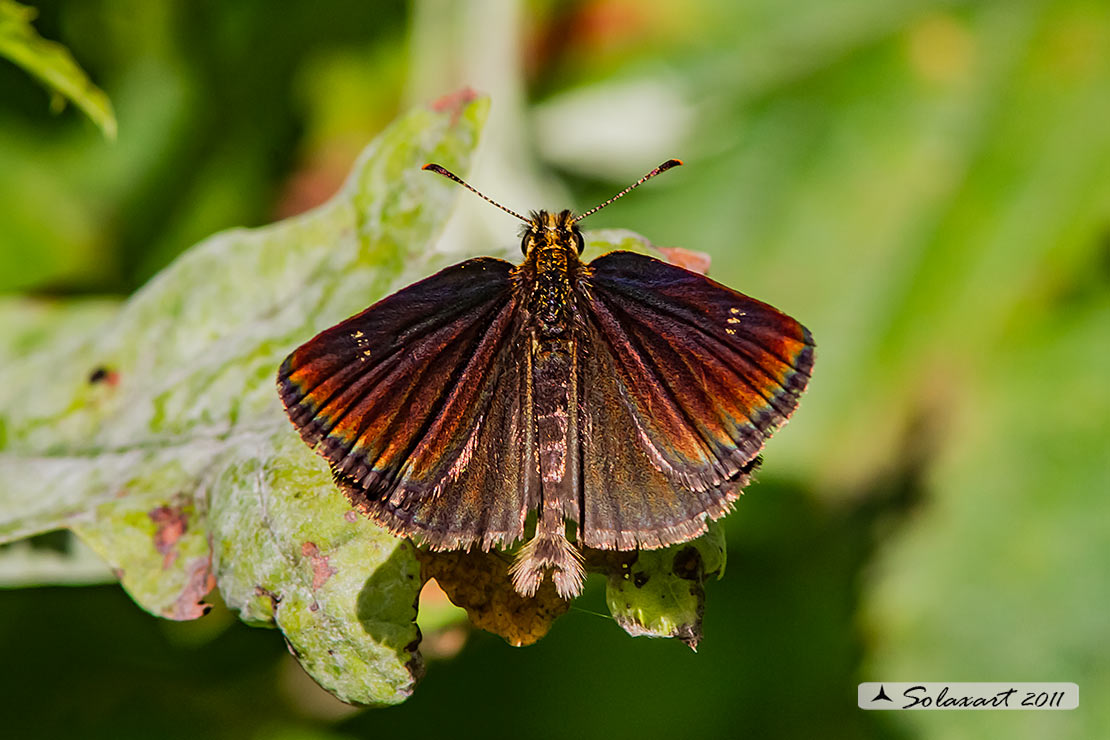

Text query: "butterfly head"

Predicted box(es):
[521, 210, 584, 256]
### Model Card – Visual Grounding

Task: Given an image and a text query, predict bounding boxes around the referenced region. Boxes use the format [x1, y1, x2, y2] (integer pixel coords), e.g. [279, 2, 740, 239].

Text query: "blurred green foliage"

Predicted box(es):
[0, 0, 115, 138]
[1, 0, 1107, 739]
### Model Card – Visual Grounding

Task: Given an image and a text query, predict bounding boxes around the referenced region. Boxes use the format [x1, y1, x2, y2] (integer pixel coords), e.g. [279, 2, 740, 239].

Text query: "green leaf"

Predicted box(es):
[0, 0, 117, 139]
[604, 522, 726, 650]
[0, 95, 488, 706]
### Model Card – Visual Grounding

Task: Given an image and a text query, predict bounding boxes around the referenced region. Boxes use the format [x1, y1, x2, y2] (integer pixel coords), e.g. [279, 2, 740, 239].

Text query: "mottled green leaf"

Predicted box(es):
[0, 0, 116, 139]
[605, 522, 727, 649]
[0, 95, 488, 705]
[579, 228, 669, 262]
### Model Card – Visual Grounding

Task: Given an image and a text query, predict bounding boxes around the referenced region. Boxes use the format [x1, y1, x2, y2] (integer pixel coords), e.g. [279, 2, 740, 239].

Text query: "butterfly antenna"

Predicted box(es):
[422, 164, 530, 224]
[574, 159, 683, 222]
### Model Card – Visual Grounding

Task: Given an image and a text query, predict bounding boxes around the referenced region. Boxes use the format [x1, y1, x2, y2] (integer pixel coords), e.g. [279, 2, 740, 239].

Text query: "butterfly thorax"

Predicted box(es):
[518, 209, 584, 338]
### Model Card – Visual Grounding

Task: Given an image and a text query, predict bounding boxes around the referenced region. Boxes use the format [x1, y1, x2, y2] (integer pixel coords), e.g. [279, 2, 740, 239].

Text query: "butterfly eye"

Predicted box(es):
[520, 233, 531, 255]
[574, 230, 585, 254]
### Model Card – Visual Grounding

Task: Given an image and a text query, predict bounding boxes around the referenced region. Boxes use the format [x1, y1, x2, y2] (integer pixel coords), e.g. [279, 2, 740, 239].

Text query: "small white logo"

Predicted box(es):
[858, 683, 1078, 710]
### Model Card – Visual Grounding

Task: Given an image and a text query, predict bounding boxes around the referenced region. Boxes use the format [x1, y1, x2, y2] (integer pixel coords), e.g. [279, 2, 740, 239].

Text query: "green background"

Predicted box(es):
[1, 1, 1107, 738]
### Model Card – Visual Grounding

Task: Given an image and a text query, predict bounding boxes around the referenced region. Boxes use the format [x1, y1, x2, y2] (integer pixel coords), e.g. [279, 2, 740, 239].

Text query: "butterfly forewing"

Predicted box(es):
[338, 338, 538, 549]
[578, 320, 756, 550]
[278, 257, 533, 549]
[579, 251, 814, 508]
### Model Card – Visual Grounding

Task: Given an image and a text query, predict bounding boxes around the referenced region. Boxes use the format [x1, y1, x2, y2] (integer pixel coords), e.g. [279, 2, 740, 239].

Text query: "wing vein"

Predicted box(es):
[589, 295, 724, 480]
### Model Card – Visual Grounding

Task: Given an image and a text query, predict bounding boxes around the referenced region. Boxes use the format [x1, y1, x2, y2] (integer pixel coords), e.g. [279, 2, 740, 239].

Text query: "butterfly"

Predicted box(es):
[277, 160, 814, 599]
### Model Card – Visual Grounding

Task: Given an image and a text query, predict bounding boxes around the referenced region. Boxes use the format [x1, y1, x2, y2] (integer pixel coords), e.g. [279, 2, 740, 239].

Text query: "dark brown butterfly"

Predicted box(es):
[277, 160, 813, 599]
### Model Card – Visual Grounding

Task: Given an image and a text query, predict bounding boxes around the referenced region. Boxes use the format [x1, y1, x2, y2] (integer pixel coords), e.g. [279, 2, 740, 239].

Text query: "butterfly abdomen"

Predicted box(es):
[532, 339, 574, 484]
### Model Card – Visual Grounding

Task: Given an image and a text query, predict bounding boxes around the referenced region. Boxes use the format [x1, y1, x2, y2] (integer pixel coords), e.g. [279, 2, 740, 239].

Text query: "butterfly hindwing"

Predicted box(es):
[277, 257, 533, 549]
[578, 320, 759, 549]
[578, 251, 813, 543]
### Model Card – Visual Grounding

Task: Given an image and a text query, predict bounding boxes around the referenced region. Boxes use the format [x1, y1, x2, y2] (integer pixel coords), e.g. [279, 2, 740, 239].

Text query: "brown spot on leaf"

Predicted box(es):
[167, 556, 216, 620]
[149, 504, 188, 569]
[430, 87, 479, 125]
[344, 510, 359, 523]
[255, 585, 282, 615]
[301, 541, 337, 591]
[677, 624, 700, 652]
[658, 246, 711, 275]
[88, 366, 121, 386]
[417, 550, 570, 646]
